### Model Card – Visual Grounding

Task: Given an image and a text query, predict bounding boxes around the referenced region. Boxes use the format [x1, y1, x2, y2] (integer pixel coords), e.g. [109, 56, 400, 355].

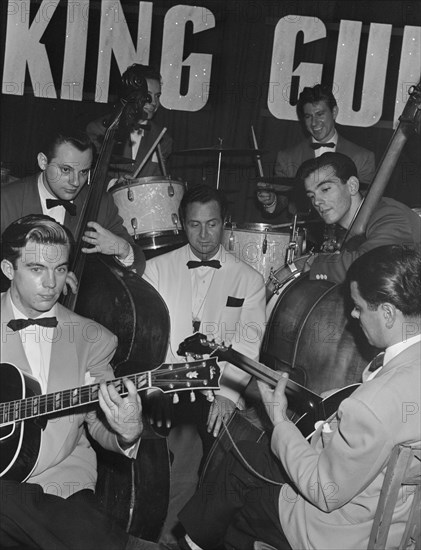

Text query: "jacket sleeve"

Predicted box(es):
[84, 329, 140, 456]
[271, 396, 392, 512]
[356, 150, 375, 185]
[309, 200, 420, 283]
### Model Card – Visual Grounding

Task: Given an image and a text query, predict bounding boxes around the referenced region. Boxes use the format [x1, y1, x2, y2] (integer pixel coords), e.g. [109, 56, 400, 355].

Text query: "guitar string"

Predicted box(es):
[0, 364, 216, 422]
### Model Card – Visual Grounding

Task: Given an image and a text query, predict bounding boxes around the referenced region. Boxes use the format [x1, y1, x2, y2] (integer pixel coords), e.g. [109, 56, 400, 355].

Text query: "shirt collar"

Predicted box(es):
[8, 289, 57, 321]
[384, 334, 421, 366]
[188, 245, 223, 263]
[311, 130, 338, 146]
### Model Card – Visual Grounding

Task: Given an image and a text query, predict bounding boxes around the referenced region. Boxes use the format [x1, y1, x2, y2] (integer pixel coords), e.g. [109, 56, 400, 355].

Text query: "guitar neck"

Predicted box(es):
[0, 359, 219, 426]
[0, 371, 150, 426]
[214, 347, 322, 410]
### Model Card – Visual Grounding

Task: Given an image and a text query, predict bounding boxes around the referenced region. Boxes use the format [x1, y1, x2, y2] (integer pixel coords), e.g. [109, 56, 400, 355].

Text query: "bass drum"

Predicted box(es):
[261, 259, 379, 395]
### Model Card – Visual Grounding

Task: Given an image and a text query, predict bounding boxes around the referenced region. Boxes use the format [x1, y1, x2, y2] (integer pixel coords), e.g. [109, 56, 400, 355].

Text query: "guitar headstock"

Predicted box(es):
[177, 333, 226, 358]
[151, 357, 221, 394]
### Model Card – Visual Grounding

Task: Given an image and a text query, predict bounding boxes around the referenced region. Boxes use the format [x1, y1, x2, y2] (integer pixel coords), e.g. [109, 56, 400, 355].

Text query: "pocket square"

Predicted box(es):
[226, 296, 244, 307]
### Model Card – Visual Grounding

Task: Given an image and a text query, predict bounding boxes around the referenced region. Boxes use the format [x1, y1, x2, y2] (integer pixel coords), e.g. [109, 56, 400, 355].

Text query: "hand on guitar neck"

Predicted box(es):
[178, 333, 360, 439]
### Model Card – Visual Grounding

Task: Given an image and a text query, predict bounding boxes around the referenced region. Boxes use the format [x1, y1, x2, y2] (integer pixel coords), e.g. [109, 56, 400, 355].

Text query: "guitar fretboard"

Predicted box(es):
[0, 358, 219, 426]
[0, 371, 150, 425]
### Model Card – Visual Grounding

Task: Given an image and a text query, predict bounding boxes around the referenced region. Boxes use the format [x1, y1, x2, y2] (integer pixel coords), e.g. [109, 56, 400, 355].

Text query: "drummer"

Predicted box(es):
[1, 128, 146, 290]
[86, 64, 173, 181]
[297, 152, 421, 283]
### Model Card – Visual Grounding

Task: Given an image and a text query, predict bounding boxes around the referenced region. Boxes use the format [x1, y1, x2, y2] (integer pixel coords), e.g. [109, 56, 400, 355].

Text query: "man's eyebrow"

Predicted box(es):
[25, 261, 69, 268]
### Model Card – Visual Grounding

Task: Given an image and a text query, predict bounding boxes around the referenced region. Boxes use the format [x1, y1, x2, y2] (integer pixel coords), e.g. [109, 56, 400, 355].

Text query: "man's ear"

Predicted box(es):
[37, 152, 48, 171]
[1, 259, 14, 281]
[332, 105, 339, 121]
[347, 176, 360, 196]
[382, 303, 396, 329]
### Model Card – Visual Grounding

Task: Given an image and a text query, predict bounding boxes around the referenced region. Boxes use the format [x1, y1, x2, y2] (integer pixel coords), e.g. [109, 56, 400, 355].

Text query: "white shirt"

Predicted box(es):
[363, 333, 421, 382]
[312, 130, 338, 158]
[38, 174, 67, 225]
[10, 293, 55, 393]
[189, 246, 223, 329]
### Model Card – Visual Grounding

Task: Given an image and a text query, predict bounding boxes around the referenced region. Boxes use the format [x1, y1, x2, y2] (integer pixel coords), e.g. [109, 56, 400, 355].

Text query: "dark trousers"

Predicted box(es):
[178, 441, 293, 550]
[0, 481, 129, 550]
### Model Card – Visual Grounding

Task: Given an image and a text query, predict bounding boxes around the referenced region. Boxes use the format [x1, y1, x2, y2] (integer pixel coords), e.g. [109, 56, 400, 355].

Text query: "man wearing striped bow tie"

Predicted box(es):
[0, 215, 145, 550]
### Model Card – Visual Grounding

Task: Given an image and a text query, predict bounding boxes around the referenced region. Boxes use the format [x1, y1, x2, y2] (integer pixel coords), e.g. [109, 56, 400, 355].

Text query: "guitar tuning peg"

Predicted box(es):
[173, 393, 179, 404]
[190, 391, 196, 403]
[204, 390, 214, 402]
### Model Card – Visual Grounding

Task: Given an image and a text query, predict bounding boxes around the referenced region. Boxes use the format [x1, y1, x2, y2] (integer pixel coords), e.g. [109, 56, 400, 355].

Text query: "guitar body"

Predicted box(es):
[0, 363, 43, 481]
[295, 383, 360, 438]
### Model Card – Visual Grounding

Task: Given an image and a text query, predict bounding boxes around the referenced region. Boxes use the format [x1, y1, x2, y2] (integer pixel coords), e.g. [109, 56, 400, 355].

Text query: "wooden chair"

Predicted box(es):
[254, 443, 421, 550]
[368, 443, 420, 550]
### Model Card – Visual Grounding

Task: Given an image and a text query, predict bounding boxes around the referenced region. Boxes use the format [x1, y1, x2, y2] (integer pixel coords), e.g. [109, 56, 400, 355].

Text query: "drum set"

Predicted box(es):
[108, 142, 312, 293]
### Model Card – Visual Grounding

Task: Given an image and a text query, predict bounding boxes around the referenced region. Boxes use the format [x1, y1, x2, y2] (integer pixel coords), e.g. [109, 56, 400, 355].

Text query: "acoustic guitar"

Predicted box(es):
[0, 358, 220, 482]
[178, 334, 359, 438]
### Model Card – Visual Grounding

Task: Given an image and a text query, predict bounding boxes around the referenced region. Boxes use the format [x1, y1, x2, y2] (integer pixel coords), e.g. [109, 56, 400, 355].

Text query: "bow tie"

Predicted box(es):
[7, 317, 58, 332]
[368, 352, 385, 372]
[187, 260, 221, 269]
[310, 142, 335, 150]
[46, 198, 77, 216]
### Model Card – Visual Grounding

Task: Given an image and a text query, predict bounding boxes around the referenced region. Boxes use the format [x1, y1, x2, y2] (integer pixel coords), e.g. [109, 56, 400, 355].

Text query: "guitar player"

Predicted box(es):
[0, 215, 152, 550]
[138, 244, 420, 550]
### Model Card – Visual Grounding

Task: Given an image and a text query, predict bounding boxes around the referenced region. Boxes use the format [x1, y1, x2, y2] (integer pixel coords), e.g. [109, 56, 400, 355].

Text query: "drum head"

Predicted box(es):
[110, 176, 184, 193]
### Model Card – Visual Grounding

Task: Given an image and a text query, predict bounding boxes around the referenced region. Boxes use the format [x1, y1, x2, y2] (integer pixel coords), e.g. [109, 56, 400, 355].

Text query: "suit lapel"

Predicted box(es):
[24, 175, 43, 216]
[0, 293, 33, 375]
[47, 305, 80, 393]
[132, 124, 161, 176]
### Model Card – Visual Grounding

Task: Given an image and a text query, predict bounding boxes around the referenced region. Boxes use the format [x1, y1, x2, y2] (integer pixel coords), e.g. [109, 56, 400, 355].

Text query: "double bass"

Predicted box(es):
[62, 93, 171, 540]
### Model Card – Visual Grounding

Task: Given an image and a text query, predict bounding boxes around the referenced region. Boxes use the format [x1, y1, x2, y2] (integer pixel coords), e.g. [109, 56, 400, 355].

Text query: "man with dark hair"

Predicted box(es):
[138, 244, 420, 550]
[0, 215, 148, 550]
[87, 64, 173, 179]
[257, 84, 375, 217]
[142, 184, 266, 543]
[297, 151, 421, 283]
[1, 129, 146, 283]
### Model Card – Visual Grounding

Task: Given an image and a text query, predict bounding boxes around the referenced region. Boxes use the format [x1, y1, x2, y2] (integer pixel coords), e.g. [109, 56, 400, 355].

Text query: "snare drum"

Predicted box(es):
[222, 223, 304, 282]
[109, 176, 186, 250]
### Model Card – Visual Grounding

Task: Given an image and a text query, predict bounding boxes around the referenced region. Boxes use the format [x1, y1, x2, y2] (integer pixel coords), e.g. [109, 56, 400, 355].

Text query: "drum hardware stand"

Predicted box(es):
[286, 215, 299, 264]
[228, 221, 237, 251]
[216, 137, 223, 189]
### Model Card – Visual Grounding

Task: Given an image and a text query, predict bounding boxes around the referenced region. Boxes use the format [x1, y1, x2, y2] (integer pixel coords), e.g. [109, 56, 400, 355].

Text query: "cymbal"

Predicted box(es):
[255, 177, 296, 194]
[172, 147, 266, 156]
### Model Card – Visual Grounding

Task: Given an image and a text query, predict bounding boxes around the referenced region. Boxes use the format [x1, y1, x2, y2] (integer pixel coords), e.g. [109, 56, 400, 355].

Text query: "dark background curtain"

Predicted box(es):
[1, 0, 420, 223]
